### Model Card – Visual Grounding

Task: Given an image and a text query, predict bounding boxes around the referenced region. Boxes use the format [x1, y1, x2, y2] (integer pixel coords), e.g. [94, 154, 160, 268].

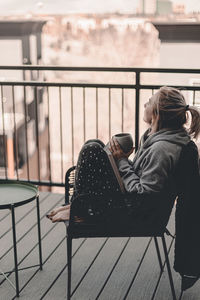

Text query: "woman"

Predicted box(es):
[47, 86, 200, 223]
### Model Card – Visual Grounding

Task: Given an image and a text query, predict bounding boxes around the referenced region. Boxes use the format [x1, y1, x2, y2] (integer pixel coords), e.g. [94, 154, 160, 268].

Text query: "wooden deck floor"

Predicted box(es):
[0, 192, 200, 300]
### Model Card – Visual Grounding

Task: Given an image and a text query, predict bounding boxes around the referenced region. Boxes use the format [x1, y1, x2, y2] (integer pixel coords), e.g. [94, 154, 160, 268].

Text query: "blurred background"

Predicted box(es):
[0, 0, 200, 189]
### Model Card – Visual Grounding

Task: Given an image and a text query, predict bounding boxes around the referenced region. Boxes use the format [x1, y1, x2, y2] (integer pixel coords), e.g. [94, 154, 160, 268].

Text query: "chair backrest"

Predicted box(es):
[175, 140, 199, 195]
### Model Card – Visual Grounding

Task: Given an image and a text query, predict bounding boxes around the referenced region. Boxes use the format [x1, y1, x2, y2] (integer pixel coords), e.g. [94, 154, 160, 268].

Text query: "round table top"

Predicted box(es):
[0, 181, 38, 209]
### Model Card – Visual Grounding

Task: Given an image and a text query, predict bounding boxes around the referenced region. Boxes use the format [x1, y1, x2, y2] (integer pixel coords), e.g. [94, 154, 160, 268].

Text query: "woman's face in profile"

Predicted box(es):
[143, 92, 158, 125]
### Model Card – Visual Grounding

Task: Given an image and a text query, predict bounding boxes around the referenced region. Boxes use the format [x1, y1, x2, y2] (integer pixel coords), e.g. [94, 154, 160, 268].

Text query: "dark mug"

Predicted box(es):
[113, 133, 134, 153]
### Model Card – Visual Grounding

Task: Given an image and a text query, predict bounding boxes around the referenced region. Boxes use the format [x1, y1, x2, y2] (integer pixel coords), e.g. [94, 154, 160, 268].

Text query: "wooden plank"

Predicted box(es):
[71, 237, 130, 300]
[0, 192, 66, 299]
[44, 238, 108, 300]
[0, 192, 63, 262]
[9, 226, 84, 300]
[181, 281, 200, 300]
[0, 192, 49, 242]
[0, 193, 64, 263]
[99, 237, 151, 300]
[125, 209, 176, 300]
[2, 198, 200, 300]
[125, 238, 162, 300]
[0, 209, 10, 222]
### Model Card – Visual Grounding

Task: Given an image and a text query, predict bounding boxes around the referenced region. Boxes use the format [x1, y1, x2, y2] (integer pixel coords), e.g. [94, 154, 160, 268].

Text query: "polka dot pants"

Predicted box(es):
[74, 139, 123, 209]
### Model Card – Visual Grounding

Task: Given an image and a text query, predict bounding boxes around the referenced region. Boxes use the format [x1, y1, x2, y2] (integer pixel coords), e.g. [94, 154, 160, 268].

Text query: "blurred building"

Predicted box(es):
[173, 4, 185, 15]
[156, 0, 173, 15]
[138, 0, 173, 16]
[0, 19, 49, 182]
[138, 0, 157, 15]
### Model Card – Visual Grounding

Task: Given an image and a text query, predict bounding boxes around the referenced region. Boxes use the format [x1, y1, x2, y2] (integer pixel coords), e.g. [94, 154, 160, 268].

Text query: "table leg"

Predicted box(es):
[11, 205, 19, 297]
[36, 196, 43, 270]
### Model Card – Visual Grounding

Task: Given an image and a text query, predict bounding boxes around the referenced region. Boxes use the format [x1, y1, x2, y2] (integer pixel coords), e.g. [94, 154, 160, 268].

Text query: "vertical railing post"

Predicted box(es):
[83, 87, 86, 143]
[96, 87, 99, 139]
[59, 87, 64, 183]
[71, 87, 74, 166]
[34, 86, 40, 182]
[121, 88, 124, 133]
[47, 86, 52, 185]
[135, 71, 140, 151]
[193, 90, 196, 105]
[1, 85, 8, 179]
[23, 86, 30, 180]
[12, 85, 19, 180]
[109, 88, 111, 139]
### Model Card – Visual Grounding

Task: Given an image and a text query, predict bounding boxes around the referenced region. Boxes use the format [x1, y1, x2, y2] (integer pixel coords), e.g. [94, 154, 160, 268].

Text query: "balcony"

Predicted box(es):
[0, 66, 200, 299]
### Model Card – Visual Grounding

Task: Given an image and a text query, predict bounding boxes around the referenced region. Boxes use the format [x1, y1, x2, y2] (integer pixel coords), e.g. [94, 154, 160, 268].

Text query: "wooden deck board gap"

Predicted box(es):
[39, 238, 87, 300]
[71, 238, 109, 297]
[0, 211, 10, 222]
[123, 237, 152, 299]
[95, 237, 131, 300]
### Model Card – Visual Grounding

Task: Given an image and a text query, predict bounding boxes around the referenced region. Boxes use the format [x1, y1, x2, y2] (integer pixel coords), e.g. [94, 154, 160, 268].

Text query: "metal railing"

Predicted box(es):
[0, 66, 200, 187]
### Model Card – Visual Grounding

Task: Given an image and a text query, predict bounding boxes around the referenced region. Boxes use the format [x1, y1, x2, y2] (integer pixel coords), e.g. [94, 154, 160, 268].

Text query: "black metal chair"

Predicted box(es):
[64, 166, 177, 300]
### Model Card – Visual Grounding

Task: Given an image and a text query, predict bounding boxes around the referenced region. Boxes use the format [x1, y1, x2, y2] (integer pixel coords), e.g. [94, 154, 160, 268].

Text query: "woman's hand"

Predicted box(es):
[109, 138, 134, 160]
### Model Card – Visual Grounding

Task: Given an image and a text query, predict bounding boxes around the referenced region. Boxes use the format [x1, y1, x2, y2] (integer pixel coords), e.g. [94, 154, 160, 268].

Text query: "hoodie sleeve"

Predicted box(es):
[117, 142, 179, 194]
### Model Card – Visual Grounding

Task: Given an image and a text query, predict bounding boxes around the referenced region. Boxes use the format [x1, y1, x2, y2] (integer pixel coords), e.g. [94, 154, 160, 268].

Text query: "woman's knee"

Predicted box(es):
[81, 140, 105, 153]
[78, 140, 107, 163]
[84, 139, 105, 148]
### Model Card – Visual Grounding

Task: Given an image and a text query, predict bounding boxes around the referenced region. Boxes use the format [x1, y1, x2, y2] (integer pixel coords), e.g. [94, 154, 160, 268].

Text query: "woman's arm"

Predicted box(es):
[117, 142, 179, 194]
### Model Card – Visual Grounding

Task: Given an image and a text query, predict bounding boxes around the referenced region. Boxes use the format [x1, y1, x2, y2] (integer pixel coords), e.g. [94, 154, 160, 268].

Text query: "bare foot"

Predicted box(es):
[49, 208, 84, 223]
[47, 205, 70, 218]
[51, 208, 70, 223]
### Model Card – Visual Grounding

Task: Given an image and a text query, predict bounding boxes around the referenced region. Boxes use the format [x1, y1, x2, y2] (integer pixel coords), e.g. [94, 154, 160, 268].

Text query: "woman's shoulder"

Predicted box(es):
[150, 139, 182, 152]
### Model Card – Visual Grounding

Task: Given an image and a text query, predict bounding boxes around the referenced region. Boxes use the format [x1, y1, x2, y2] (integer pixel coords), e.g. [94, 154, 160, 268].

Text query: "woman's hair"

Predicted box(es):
[152, 86, 200, 139]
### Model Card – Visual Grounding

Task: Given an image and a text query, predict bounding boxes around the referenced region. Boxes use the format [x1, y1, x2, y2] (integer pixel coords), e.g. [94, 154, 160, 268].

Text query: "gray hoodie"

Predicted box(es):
[117, 128, 190, 195]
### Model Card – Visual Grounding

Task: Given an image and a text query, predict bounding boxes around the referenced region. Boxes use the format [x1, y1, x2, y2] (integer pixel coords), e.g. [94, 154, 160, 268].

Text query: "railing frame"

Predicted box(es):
[0, 66, 200, 187]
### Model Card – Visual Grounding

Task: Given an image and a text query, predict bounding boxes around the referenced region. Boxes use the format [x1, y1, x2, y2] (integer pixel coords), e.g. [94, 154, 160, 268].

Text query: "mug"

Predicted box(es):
[113, 133, 134, 153]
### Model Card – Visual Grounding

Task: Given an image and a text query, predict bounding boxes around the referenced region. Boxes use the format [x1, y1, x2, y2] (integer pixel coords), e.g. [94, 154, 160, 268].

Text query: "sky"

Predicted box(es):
[0, 0, 200, 15]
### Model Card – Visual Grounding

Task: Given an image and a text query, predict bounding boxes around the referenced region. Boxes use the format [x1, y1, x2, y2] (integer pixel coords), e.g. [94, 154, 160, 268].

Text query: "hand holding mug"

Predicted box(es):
[109, 133, 134, 160]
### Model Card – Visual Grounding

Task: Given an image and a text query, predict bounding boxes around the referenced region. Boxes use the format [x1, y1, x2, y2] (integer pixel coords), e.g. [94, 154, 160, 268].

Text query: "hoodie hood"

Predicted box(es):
[142, 128, 190, 149]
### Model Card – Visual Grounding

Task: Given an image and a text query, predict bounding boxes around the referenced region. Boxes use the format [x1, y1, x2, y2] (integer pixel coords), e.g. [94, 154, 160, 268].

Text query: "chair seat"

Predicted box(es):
[67, 220, 165, 238]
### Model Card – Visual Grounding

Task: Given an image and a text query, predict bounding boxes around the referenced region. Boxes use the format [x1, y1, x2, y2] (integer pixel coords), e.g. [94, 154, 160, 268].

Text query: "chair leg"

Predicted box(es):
[36, 196, 43, 270]
[67, 237, 72, 300]
[161, 235, 177, 300]
[11, 205, 19, 297]
[154, 237, 163, 272]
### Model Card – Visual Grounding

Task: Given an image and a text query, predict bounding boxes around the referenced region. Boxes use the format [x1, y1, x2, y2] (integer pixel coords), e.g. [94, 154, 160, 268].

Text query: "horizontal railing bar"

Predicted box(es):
[0, 81, 137, 88]
[0, 178, 65, 187]
[140, 85, 200, 91]
[0, 81, 200, 91]
[0, 65, 200, 74]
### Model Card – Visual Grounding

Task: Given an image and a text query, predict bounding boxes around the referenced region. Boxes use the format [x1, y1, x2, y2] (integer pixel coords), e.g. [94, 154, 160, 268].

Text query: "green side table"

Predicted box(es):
[0, 181, 42, 297]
